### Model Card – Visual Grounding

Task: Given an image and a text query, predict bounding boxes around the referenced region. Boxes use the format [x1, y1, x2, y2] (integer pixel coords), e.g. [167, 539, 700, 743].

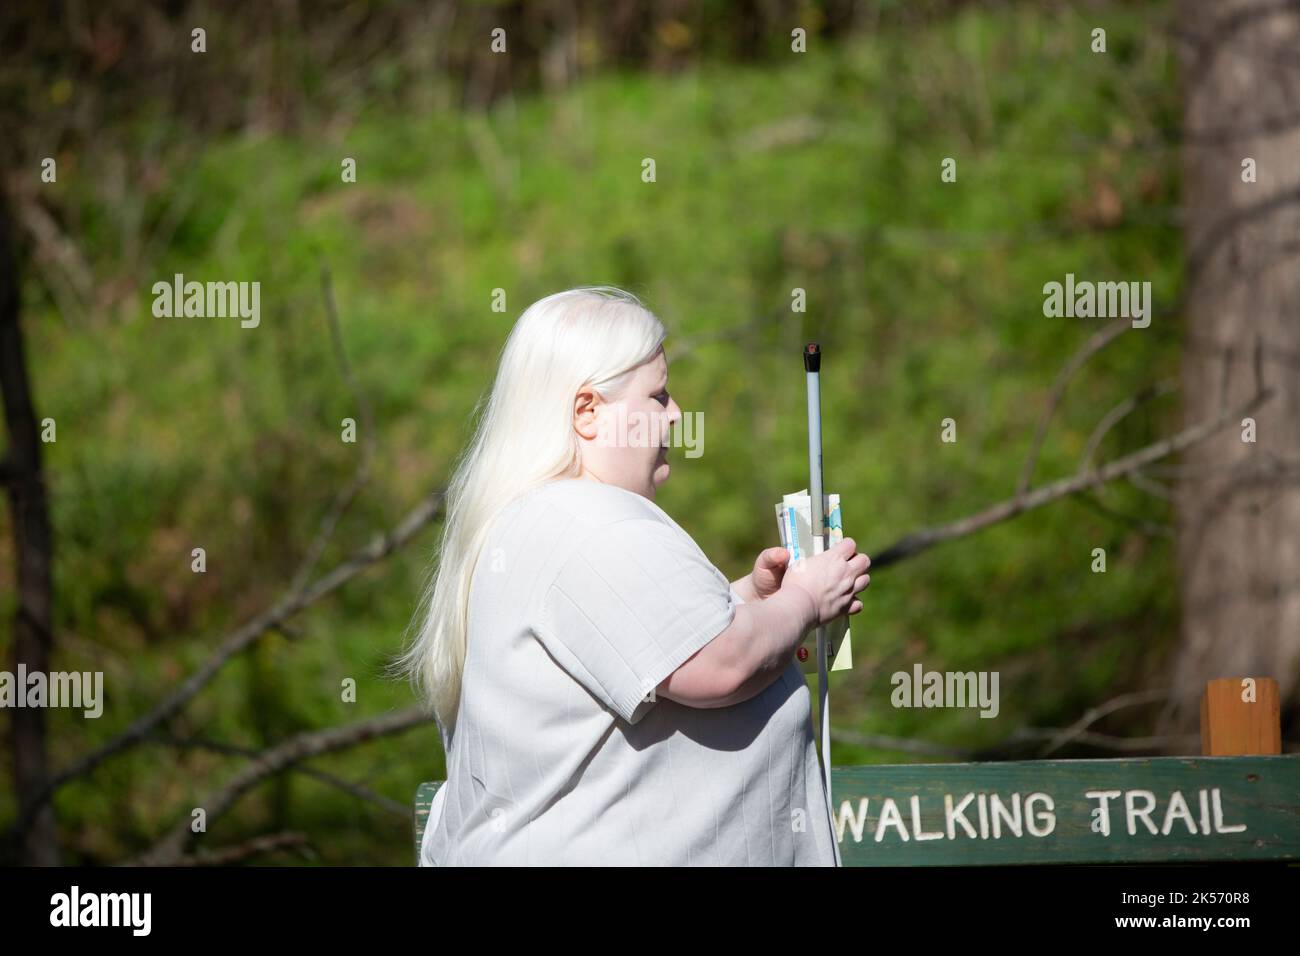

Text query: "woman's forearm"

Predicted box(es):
[711, 589, 816, 706]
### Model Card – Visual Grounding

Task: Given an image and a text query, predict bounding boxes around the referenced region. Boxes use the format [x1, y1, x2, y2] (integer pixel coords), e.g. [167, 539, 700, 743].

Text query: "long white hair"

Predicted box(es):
[396, 286, 667, 747]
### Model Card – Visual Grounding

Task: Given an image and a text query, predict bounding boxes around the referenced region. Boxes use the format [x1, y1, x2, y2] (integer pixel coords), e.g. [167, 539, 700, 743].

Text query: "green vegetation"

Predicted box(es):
[3, 2, 1183, 863]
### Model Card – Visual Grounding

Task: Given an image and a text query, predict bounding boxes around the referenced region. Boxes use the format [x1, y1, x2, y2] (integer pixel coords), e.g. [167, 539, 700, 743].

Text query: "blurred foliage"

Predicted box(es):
[0, 0, 1187, 863]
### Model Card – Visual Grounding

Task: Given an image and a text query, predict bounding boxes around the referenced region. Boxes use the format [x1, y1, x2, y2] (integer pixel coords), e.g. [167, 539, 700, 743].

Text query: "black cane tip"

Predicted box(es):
[803, 342, 821, 372]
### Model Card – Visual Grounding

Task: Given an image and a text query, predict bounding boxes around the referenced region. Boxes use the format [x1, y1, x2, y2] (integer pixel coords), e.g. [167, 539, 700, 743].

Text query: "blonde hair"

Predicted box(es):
[395, 286, 666, 747]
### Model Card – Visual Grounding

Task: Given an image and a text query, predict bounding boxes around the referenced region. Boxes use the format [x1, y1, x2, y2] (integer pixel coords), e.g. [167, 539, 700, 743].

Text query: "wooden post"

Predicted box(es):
[1200, 677, 1281, 755]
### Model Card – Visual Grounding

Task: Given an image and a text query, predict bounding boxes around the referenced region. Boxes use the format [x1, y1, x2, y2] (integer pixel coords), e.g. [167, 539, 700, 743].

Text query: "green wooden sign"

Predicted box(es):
[834, 755, 1298, 865]
[414, 781, 439, 861]
[414, 754, 1299, 865]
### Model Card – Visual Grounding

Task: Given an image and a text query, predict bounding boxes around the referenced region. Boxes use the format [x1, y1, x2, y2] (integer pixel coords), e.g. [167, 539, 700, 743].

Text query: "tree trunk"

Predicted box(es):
[0, 191, 58, 864]
[1169, 0, 1300, 738]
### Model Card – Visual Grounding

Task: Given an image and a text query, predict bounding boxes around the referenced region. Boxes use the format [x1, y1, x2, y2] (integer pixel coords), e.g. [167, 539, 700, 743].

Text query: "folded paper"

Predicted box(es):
[774, 489, 853, 674]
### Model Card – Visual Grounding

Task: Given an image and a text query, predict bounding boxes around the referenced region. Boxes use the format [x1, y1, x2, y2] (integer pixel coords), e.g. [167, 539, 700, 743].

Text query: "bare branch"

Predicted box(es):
[1017, 318, 1131, 495]
[1071, 489, 1174, 538]
[1037, 688, 1174, 756]
[1128, 470, 1175, 500]
[1079, 378, 1179, 473]
[833, 725, 1226, 761]
[870, 385, 1273, 569]
[830, 729, 973, 760]
[148, 733, 408, 818]
[288, 260, 379, 593]
[15, 196, 93, 323]
[1076, 377, 1181, 505]
[1009, 728, 1204, 755]
[4, 265, 435, 842]
[834, 685, 1216, 762]
[13, 489, 445, 833]
[176, 831, 313, 867]
[1144, 451, 1300, 482]
[132, 706, 429, 866]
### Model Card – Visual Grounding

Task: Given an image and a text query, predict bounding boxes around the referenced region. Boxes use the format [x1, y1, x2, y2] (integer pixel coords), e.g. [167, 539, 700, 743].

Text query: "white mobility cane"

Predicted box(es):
[804, 342, 842, 865]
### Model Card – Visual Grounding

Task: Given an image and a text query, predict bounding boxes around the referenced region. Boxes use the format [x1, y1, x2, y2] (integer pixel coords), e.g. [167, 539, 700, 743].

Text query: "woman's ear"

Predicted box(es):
[573, 386, 602, 440]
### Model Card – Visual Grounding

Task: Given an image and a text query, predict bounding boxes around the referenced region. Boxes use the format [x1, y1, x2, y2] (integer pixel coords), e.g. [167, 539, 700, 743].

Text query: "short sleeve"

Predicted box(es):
[535, 517, 738, 724]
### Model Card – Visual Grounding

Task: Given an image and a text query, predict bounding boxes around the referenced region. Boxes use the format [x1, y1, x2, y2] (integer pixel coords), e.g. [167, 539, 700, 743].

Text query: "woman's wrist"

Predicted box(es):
[771, 586, 818, 635]
[730, 574, 760, 603]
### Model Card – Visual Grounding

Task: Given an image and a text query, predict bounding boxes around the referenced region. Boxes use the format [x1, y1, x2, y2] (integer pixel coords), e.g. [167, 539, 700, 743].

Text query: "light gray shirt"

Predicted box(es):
[419, 478, 839, 866]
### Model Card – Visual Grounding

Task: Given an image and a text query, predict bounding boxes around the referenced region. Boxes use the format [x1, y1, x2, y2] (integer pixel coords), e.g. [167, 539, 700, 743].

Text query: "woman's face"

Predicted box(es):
[573, 348, 682, 500]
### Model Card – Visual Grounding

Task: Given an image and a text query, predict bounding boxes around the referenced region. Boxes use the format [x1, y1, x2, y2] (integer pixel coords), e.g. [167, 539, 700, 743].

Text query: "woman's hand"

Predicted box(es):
[749, 546, 792, 600]
[779, 537, 870, 628]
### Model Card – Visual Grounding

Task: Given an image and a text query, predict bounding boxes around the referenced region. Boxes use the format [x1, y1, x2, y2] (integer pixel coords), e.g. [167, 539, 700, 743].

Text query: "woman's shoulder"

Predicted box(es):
[521, 478, 664, 530]
[491, 481, 691, 576]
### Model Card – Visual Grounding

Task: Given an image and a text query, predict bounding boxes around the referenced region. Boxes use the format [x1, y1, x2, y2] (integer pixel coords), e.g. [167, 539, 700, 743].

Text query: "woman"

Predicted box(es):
[400, 286, 870, 866]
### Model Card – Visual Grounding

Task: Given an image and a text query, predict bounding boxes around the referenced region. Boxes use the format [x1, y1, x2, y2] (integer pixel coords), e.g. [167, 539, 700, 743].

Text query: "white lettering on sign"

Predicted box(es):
[836, 788, 1245, 844]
